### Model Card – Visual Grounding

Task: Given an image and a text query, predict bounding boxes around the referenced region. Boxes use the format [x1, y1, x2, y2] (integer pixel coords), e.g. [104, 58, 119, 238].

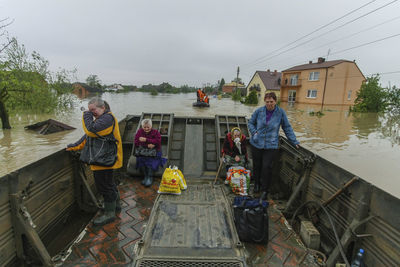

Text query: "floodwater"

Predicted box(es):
[1, 92, 399, 197]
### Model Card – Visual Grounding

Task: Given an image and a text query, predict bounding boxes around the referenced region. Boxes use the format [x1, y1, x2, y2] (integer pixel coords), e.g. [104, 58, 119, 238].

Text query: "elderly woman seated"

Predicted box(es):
[222, 127, 248, 170]
[134, 119, 166, 187]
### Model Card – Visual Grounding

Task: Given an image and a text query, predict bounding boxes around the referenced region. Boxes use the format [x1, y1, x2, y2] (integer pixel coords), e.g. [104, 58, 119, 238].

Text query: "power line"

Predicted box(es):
[245, 0, 399, 69]
[242, 0, 378, 67]
[330, 32, 400, 55]
[308, 15, 400, 53]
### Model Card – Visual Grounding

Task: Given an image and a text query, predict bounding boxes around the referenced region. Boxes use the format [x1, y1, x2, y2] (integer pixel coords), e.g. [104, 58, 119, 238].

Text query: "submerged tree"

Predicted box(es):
[243, 90, 258, 104]
[0, 37, 75, 128]
[86, 74, 102, 89]
[218, 78, 225, 92]
[0, 18, 14, 128]
[386, 85, 400, 114]
[352, 75, 387, 113]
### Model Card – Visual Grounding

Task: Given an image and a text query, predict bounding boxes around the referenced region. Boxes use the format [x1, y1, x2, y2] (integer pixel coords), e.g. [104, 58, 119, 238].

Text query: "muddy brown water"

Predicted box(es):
[1, 92, 399, 197]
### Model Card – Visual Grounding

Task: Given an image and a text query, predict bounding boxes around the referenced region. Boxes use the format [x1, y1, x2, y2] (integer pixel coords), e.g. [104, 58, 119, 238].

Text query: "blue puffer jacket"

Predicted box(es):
[248, 105, 299, 149]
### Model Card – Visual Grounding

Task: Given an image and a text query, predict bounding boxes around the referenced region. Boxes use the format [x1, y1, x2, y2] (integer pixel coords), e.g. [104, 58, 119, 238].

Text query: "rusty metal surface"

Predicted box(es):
[65, 177, 318, 266]
[133, 184, 246, 266]
[279, 137, 400, 266]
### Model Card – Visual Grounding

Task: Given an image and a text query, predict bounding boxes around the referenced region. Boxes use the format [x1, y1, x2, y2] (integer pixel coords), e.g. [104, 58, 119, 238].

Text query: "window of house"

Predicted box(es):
[347, 90, 352, 100]
[307, 89, 317, 98]
[290, 74, 298, 85]
[309, 71, 320, 81]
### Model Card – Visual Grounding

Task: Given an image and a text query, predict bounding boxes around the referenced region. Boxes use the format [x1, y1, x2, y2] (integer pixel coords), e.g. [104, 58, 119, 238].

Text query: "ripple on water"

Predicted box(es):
[1, 92, 400, 197]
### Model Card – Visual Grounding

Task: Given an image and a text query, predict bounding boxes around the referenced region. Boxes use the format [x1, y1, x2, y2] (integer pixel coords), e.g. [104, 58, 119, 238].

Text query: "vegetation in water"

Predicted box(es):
[231, 89, 242, 101]
[242, 90, 258, 105]
[309, 111, 324, 117]
[0, 37, 76, 129]
[352, 75, 388, 113]
[351, 75, 400, 115]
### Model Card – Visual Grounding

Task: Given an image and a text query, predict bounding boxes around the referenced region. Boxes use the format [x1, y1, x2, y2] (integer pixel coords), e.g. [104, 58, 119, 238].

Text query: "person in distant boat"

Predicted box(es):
[196, 88, 209, 103]
[197, 88, 202, 102]
[204, 94, 209, 104]
[248, 92, 299, 198]
[67, 97, 123, 226]
[222, 127, 247, 171]
[134, 119, 166, 187]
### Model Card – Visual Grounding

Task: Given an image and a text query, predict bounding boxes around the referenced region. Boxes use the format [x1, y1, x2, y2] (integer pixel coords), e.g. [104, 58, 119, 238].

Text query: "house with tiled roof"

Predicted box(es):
[222, 82, 246, 94]
[246, 69, 281, 104]
[280, 57, 365, 105]
[72, 83, 102, 99]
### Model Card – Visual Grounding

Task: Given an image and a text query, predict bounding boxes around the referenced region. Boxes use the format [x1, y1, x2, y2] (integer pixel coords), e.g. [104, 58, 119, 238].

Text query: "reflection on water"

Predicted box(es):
[1, 92, 399, 197]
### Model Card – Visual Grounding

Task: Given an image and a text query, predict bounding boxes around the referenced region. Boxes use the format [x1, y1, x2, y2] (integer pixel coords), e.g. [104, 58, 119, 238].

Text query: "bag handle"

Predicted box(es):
[242, 208, 267, 243]
[239, 197, 266, 243]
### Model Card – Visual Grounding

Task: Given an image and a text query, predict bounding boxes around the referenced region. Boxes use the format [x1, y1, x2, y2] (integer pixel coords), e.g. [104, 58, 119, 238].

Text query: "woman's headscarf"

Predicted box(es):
[231, 127, 242, 154]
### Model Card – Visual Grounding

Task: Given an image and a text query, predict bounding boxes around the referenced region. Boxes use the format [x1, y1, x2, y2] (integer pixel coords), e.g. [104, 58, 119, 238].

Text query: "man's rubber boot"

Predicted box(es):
[115, 191, 121, 212]
[253, 175, 260, 193]
[260, 191, 268, 200]
[93, 201, 116, 226]
[144, 168, 153, 187]
[253, 182, 260, 193]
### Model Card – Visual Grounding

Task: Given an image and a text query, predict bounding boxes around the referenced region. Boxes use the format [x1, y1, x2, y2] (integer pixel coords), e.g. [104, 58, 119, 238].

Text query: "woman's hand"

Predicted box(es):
[139, 137, 147, 142]
[148, 144, 155, 149]
[235, 155, 240, 162]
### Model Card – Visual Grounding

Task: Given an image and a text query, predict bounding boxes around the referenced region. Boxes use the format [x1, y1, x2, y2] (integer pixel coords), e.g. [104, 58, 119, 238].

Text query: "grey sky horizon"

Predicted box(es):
[1, 0, 400, 88]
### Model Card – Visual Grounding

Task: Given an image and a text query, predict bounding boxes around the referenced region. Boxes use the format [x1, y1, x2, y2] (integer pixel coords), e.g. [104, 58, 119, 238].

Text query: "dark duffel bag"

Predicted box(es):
[233, 196, 269, 243]
[80, 122, 118, 167]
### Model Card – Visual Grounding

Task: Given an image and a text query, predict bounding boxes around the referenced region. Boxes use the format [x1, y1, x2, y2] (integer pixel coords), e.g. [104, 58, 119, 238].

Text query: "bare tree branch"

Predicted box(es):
[0, 38, 14, 54]
[0, 18, 13, 30]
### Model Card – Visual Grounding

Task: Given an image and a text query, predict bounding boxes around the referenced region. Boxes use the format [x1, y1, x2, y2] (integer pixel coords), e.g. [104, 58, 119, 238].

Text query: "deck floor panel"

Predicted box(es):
[64, 177, 318, 266]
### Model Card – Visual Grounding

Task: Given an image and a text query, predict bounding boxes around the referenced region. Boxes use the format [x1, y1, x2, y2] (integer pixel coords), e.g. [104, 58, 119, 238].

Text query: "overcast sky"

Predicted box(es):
[1, 0, 400, 87]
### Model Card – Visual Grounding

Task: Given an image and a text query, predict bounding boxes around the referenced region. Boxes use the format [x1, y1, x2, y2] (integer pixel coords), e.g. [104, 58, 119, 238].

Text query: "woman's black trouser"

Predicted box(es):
[93, 169, 117, 203]
[251, 145, 278, 193]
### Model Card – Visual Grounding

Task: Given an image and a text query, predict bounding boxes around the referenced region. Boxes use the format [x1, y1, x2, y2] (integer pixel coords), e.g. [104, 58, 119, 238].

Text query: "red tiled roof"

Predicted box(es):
[254, 70, 281, 90]
[282, 59, 352, 72]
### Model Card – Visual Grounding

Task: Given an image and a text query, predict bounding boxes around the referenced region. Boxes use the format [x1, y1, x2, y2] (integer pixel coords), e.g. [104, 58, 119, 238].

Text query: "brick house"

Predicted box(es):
[280, 57, 365, 105]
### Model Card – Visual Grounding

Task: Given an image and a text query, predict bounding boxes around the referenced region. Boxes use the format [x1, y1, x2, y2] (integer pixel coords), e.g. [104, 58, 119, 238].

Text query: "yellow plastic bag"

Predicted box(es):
[158, 166, 187, 194]
[171, 166, 187, 190]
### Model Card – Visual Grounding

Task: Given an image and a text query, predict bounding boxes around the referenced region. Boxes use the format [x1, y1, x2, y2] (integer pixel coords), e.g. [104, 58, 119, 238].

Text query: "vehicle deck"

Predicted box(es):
[64, 176, 318, 267]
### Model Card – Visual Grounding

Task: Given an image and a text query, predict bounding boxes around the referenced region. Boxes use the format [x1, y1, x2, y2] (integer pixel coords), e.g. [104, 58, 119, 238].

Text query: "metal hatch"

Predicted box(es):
[132, 183, 246, 267]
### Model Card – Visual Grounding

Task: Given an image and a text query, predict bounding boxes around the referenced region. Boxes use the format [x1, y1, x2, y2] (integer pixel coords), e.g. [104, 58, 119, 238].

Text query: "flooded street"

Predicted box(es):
[1, 92, 399, 197]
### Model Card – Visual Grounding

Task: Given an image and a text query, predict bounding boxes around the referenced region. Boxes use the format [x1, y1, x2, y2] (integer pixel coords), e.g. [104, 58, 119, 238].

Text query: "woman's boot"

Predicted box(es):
[140, 167, 147, 185]
[93, 201, 116, 226]
[144, 168, 153, 187]
[115, 191, 121, 212]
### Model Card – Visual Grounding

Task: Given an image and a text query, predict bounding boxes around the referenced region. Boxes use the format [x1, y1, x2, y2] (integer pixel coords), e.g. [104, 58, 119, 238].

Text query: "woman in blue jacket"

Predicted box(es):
[248, 92, 299, 198]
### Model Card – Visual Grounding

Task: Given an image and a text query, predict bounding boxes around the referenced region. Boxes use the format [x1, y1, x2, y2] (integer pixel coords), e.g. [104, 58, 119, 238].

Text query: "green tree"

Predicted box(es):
[218, 78, 225, 92]
[0, 37, 75, 128]
[231, 77, 243, 84]
[231, 88, 242, 101]
[353, 75, 387, 112]
[86, 74, 102, 88]
[386, 85, 400, 114]
[244, 90, 258, 104]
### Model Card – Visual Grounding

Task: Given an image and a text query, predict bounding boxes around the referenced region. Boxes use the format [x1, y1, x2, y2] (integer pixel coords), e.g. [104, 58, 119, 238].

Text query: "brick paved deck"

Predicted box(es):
[63, 176, 318, 266]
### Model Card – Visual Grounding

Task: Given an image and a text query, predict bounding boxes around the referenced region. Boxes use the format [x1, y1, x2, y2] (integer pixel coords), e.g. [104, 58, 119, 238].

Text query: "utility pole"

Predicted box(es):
[235, 66, 240, 93]
[321, 68, 328, 112]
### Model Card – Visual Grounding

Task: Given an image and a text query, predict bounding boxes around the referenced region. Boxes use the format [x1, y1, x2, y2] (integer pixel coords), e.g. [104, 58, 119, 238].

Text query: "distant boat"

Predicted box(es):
[192, 101, 209, 107]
